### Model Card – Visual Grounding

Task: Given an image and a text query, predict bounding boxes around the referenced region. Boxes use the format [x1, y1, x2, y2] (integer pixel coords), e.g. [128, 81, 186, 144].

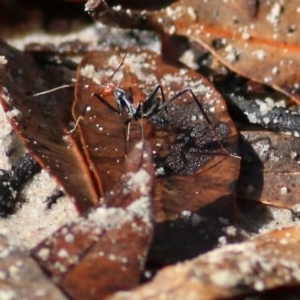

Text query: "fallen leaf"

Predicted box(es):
[74, 47, 240, 222]
[86, 0, 300, 104]
[32, 141, 154, 300]
[238, 130, 300, 211]
[0, 39, 97, 212]
[109, 227, 300, 300]
[0, 234, 67, 300]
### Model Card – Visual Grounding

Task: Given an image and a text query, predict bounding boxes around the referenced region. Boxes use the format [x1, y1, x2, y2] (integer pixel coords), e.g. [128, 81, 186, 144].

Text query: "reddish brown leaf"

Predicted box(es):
[109, 227, 300, 300]
[0, 39, 97, 212]
[238, 130, 300, 210]
[87, 0, 300, 104]
[0, 234, 67, 300]
[32, 141, 154, 300]
[73, 48, 240, 221]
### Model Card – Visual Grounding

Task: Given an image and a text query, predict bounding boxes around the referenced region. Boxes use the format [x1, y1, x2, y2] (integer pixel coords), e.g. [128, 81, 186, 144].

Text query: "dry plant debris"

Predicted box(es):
[109, 227, 300, 300]
[87, 0, 300, 104]
[1, 0, 300, 299]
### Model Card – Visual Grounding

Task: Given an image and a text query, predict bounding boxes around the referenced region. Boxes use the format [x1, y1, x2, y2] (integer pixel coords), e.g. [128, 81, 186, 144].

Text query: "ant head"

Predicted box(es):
[114, 87, 136, 116]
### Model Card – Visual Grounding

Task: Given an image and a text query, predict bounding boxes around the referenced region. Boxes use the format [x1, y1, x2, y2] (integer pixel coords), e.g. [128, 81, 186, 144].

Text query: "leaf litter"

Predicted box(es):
[1, 1, 297, 299]
[87, 0, 300, 104]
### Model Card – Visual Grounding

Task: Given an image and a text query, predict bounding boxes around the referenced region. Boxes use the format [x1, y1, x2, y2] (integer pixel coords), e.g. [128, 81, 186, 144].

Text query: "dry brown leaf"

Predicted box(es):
[87, 0, 300, 104]
[109, 227, 300, 300]
[0, 234, 67, 300]
[74, 48, 240, 222]
[32, 141, 154, 300]
[238, 130, 300, 210]
[0, 39, 97, 212]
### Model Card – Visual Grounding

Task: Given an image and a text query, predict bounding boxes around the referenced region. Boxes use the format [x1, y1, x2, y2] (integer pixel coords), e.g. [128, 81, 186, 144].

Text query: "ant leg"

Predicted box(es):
[158, 88, 213, 126]
[186, 89, 240, 158]
[33, 84, 76, 97]
[141, 84, 167, 118]
[147, 85, 167, 103]
[158, 88, 208, 122]
[140, 102, 144, 142]
[69, 93, 95, 134]
[175, 88, 212, 125]
[124, 103, 145, 156]
[92, 93, 120, 113]
[69, 92, 120, 133]
[126, 121, 131, 142]
[124, 119, 132, 156]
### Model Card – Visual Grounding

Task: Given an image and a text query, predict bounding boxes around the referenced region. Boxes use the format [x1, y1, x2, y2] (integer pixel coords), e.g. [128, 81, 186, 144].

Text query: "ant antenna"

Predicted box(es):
[32, 52, 128, 98]
[31, 50, 128, 134]
[33, 84, 77, 97]
[108, 52, 127, 82]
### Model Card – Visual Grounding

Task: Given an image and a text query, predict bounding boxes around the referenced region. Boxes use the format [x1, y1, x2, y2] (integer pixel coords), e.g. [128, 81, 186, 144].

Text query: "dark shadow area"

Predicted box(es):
[236, 135, 264, 202]
[233, 285, 300, 300]
[144, 132, 277, 280]
[105, 0, 176, 10]
[235, 134, 274, 233]
[145, 195, 239, 276]
[0, 0, 91, 32]
[0, 155, 41, 217]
